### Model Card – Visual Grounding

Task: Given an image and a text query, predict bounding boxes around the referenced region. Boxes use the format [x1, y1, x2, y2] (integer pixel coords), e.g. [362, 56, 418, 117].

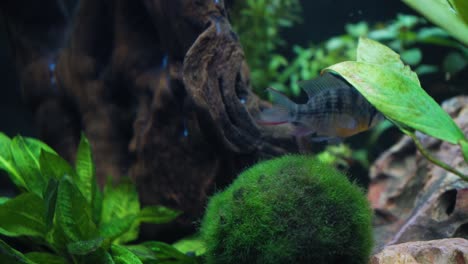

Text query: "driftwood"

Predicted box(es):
[2, 0, 297, 241]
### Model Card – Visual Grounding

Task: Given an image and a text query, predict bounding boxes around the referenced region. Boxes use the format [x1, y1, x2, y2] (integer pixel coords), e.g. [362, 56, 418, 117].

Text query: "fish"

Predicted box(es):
[257, 73, 385, 142]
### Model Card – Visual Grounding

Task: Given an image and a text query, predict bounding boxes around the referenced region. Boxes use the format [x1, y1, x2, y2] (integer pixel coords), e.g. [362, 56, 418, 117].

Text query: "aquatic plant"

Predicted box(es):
[403, 0, 468, 45]
[326, 37, 468, 181]
[0, 133, 197, 264]
[200, 155, 373, 264]
[230, 0, 302, 96]
[231, 1, 467, 98]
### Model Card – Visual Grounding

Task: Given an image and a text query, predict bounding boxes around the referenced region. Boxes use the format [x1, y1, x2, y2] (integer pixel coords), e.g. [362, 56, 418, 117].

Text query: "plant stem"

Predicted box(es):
[408, 132, 468, 181]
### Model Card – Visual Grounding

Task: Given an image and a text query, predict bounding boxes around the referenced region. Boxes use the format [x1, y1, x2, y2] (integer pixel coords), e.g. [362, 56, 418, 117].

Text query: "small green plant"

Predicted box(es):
[231, 0, 467, 98]
[0, 133, 198, 264]
[200, 155, 373, 264]
[326, 37, 468, 180]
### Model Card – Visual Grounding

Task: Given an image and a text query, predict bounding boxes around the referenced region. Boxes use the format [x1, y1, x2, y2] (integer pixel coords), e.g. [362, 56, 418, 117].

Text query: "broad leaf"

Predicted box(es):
[100, 215, 137, 241]
[0, 238, 36, 264]
[460, 139, 468, 163]
[0, 133, 24, 188]
[100, 179, 140, 244]
[39, 150, 75, 180]
[0, 197, 10, 205]
[43, 179, 59, 230]
[403, 0, 468, 45]
[111, 245, 143, 264]
[139, 206, 181, 224]
[136, 241, 193, 263]
[449, 0, 468, 24]
[67, 236, 104, 255]
[25, 252, 67, 264]
[325, 38, 466, 145]
[75, 248, 115, 264]
[55, 175, 98, 243]
[75, 134, 96, 205]
[10, 136, 46, 197]
[0, 193, 46, 238]
[172, 236, 206, 256]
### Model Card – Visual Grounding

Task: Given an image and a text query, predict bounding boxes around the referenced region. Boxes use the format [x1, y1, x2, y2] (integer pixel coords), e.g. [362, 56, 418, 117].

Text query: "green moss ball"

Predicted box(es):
[200, 155, 373, 264]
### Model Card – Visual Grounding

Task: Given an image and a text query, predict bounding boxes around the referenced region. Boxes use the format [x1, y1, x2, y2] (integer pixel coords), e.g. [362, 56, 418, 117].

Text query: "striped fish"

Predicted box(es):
[258, 73, 384, 142]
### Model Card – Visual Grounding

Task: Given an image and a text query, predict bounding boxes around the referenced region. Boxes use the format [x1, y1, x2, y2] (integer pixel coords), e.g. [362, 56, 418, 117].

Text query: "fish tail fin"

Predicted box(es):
[257, 88, 296, 125]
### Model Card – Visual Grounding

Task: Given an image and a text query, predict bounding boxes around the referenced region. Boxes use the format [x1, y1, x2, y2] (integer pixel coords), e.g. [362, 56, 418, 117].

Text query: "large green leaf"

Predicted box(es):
[75, 134, 96, 204]
[10, 136, 57, 197]
[100, 179, 140, 244]
[25, 252, 67, 264]
[403, 0, 468, 45]
[44, 179, 59, 230]
[0, 133, 24, 188]
[0, 238, 36, 264]
[325, 38, 466, 144]
[111, 245, 143, 264]
[67, 236, 104, 255]
[0, 193, 46, 238]
[55, 175, 98, 243]
[126, 241, 193, 264]
[10, 136, 46, 197]
[172, 236, 206, 256]
[139, 206, 181, 224]
[449, 0, 468, 24]
[39, 150, 75, 180]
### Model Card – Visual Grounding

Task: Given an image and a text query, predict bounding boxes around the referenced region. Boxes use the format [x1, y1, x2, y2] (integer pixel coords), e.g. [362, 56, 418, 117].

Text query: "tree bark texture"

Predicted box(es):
[1, 0, 297, 241]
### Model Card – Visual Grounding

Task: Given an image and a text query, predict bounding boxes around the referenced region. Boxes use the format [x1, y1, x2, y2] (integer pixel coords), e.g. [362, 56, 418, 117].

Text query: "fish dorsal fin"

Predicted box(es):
[298, 73, 350, 97]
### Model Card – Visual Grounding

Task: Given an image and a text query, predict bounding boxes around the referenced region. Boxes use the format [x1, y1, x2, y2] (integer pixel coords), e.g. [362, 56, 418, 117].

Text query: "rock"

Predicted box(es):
[370, 238, 468, 264]
[368, 96, 468, 251]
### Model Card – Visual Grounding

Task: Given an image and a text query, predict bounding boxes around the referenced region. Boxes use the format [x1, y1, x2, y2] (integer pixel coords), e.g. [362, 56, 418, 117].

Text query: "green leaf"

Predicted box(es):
[44, 179, 59, 230]
[10, 136, 46, 197]
[139, 206, 181, 224]
[460, 139, 468, 163]
[0, 133, 24, 188]
[443, 52, 467, 75]
[403, 0, 468, 45]
[172, 235, 206, 256]
[39, 150, 75, 180]
[100, 179, 140, 244]
[0, 238, 36, 264]
[449, 0, 468, 24]
[55, 175, 98, 243]
[111, 245, 143, 264]
[75, 134, 96, 204]
[401, 48, 422, 66]
[67, 236, 104, 255]
[141, 242, 193, 262]
[75, 248, 115, 264]
[325, 38, 466, 144]
[0, 193, 46, 237]
[25, 252, 67, 264]
[126, 242, 193, 263]
[99, 215, 137, 241]
[0, 197, 10, 205]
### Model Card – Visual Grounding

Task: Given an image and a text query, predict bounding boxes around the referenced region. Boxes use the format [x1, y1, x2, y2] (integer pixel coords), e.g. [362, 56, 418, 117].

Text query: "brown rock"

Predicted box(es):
[369, 96, 468, 251]
[370, 238, 468, 264]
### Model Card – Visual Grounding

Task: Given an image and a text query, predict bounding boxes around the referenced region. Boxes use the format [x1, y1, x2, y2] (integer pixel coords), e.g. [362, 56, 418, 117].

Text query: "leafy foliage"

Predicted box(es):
[326, 37, 468, 180]
[231, 1, 467, 98]
[403, 0, 468, 45]
[0, 133, 197, 264]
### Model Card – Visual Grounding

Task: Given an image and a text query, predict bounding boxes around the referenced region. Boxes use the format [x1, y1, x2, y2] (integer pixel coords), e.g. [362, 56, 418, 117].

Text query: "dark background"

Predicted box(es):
[0, 0, 413, 138]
